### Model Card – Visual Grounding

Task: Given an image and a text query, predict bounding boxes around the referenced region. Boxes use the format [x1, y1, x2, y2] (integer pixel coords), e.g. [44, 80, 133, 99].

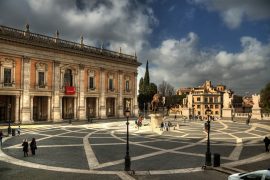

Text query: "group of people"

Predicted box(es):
[22, 138, 37, 157]
[160, 121, 172, 131]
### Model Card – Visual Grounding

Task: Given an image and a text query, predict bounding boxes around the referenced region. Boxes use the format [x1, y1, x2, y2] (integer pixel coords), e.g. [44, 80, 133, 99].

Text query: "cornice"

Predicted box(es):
[0, 25, 141, 67]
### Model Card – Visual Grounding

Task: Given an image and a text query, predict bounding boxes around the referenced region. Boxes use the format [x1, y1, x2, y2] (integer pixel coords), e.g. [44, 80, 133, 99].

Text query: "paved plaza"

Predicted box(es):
[0, 118, 270, 180]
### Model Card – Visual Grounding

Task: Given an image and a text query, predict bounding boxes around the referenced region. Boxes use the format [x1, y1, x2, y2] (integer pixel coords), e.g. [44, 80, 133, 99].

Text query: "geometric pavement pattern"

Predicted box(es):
[1, 119, 270, 180]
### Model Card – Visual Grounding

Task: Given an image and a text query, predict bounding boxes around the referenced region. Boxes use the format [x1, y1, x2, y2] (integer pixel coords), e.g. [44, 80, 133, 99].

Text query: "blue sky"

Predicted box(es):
[0, 0, 269, 95]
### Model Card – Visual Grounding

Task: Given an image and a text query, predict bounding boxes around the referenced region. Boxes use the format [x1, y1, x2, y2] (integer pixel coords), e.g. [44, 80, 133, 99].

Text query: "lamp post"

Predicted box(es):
[124, 108, 131, 171]
[7, 103, 11, 135]
[205, 106, 212, 166]
[144, 102, 145, 120]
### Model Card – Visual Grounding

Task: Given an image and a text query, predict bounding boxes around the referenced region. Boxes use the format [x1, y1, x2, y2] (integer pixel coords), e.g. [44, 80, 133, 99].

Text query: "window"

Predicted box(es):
[109, 78, 114, 90]
[205, 97, 208, 103]
[214, 97, 218, 103]
[35, 62, 48, 89]
[64, 69, 73, 86]
[38, 72, 45, 87]
[215, 105, 219, 109]
[215, 111, 219, 115]
[89, 76, 94, 89]
[205, 105, 208, 108]
[197, 97, 201, 102]
[198, 111, 201, 115]
[197, 105, 200, 108]
[125, 80, 130, 92]
[210, 105, 213, 108]
[241, 173, 262, 180]
[4, 68, 12, 86]
[209, 97, 213, 103]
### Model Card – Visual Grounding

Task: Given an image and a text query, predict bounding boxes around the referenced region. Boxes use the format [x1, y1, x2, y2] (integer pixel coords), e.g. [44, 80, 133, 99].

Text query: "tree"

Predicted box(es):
[261, 82, 270, 112]
[144, 60, 150, 87]
[139, 77, 144, 94]
[137, 61, 158, 112]
[158, 81, 175, 97]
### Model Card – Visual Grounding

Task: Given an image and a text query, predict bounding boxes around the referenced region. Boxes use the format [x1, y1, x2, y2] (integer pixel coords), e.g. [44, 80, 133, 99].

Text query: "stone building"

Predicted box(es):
[179, 80, 232, 118]
[0, 24, 140, 124]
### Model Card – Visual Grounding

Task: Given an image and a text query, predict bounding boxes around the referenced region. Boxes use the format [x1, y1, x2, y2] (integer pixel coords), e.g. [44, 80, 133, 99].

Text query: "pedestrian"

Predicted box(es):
[17, 126, 21, 136]
[246, 114, 251, 125]
[0, 130, 3, 148]
[160, 122, 164, 131]
[22, 139, 29, 157]
[263, 137, 269, 152]
[30, 138, 37, 155]
[174, 115, 177, 121]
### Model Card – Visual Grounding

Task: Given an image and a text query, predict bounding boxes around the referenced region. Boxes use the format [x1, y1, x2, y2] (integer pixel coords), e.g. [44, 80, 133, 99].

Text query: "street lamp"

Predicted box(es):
[144, 102, 145, 120]
[205, 106, 212, 166]
[124, 108, 131, 171]
[8, 104, 11, 135]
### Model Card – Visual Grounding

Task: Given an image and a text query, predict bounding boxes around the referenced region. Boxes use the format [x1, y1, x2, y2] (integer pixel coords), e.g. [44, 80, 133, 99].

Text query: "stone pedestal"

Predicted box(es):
[252, 108, 261, 120]
[182, 108, 190, 118]
[149, 113, 163, 131]
[222, 108, 232, 119]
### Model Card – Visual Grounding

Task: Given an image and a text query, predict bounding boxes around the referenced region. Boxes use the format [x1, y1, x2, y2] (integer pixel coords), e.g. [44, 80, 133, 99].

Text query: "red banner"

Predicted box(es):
[65, 86, 76, 95]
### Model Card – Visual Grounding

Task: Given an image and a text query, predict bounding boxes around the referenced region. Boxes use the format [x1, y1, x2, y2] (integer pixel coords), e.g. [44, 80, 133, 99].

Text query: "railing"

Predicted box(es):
[0, 25, 136, 61]
[235, 113, 249, 117]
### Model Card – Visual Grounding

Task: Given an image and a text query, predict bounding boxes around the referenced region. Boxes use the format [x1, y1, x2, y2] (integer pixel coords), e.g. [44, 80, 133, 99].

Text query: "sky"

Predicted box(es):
[0, 0, 270, 95]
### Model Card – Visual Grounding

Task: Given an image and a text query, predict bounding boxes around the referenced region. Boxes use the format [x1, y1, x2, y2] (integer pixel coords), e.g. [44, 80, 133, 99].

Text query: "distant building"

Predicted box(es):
[0, 24, 140, 124]
[178, 80, 233, 118]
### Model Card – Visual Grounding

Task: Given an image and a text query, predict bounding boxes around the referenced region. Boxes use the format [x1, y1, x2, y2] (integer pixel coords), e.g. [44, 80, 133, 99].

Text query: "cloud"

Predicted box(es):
[144, 33, 270, 94]
[0, 0, 157, 54]
[190, 0, 270, 29]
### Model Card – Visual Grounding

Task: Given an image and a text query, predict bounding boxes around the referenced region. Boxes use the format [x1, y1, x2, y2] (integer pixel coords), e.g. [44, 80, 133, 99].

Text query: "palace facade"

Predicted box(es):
[178, 80, 232, 118]
[0, 24, 140, 124]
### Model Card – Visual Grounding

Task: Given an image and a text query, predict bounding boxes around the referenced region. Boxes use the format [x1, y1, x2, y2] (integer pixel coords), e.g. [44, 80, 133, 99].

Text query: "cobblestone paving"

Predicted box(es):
[0, 119, 270, 180]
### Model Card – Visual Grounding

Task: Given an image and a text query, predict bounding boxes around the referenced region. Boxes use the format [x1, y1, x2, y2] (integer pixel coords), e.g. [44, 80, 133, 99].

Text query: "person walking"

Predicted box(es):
[0, 130, 3, 148]
[263, 137, 269, 152]
[17, 126, 21, 136]
[246, 114, 251, 125]
[30, 138, 37, 155]
[22, 139, 29, 157]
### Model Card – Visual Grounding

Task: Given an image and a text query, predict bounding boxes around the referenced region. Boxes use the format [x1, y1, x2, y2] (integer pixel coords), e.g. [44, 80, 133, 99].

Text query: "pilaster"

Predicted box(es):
[52, 61, 61, 121]
[100, 68, 106, 118]
[118, 70, 124, 118]
[21, 56, 32, 124]
[133, 72, 139, 117]
[78, 64, 86, 120]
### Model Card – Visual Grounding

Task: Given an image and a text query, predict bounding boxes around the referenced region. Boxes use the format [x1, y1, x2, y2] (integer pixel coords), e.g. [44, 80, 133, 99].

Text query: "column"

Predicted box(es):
[78, 64, 86, 120]
[21, 56, 32, 124]
[15, 95, 20, 123]
[52, 61, 61, 121]
[74, 97, 77, 119]
[30, 96, 34, 121]
[118, 71, 124, 118]
[99, 68, 106, 118]
[47, 97, 51, 121]
[96, 97, 99, 118]
[133, 72, 139, 117]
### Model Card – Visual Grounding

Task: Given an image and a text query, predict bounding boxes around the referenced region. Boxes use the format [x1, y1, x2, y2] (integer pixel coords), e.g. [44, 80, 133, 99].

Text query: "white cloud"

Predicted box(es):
[190, 0, 270, 29]
[0, 0, 157, 54]
[144, 33, 270, 94]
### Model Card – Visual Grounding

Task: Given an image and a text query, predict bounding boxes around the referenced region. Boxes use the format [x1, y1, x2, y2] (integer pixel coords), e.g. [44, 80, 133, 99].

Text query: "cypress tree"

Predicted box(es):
[144, 60, 150, 87]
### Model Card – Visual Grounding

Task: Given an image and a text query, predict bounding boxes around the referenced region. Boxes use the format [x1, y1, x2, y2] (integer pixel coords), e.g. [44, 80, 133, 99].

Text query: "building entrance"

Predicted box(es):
[86, 97, 96, 118]
[106, 98, 115, 117]
[62, 97, 74, 119]
[33, 96, 48, 121]
[0, 95, 15, 123]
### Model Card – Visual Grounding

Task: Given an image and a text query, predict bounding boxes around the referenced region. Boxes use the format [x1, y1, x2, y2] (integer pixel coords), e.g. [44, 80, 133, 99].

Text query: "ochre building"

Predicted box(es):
[178, 80, 232, 118]
[0, 24, 140, 124]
